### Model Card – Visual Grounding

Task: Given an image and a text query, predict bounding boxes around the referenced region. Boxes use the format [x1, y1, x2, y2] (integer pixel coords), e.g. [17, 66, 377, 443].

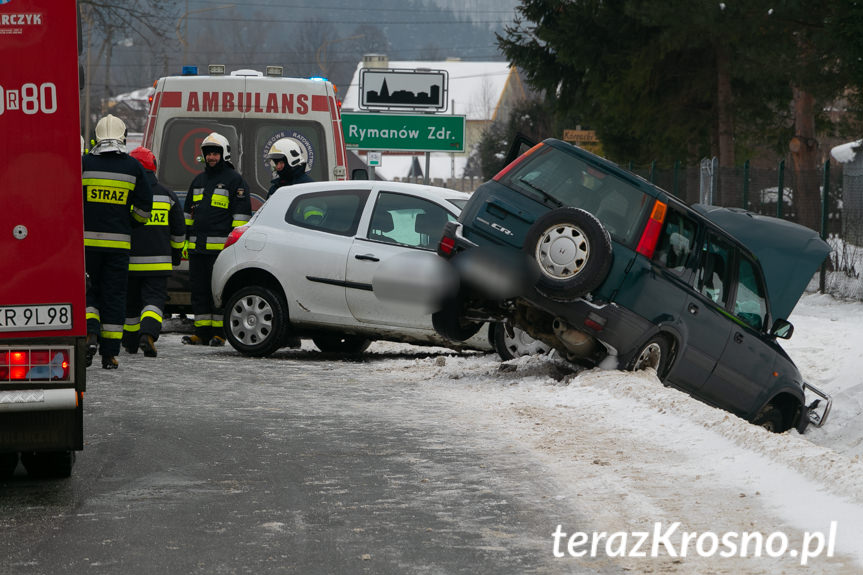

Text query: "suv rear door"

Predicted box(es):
[665, 230, 735, 392]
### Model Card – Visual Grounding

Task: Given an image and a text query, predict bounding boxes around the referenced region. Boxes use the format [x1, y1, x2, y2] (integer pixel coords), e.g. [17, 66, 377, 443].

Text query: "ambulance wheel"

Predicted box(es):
[21, 450, 75, 479]
[225, 285, 288, 357]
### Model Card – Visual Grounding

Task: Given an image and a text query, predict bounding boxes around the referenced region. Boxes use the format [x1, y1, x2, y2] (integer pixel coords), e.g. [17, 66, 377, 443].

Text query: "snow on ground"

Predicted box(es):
[357, 292, 863, 573]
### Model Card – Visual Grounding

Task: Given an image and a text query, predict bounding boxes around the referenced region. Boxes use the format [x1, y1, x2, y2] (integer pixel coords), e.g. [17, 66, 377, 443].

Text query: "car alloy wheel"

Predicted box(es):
[491, 322, 550, 361]
[225, 285, 288, 357]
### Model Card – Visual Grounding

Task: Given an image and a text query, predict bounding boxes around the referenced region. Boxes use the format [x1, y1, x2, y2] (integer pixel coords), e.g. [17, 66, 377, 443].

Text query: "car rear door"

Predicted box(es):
[346, 189, 457, 328]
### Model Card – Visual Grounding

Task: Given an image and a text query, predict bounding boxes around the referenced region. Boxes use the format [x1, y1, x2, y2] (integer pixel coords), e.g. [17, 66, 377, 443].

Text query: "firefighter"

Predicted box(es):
[182, 132, 251, 346]
[82, 114, 153, 369]
[265, 137, 314, 200]
[122, 147, 186, 358]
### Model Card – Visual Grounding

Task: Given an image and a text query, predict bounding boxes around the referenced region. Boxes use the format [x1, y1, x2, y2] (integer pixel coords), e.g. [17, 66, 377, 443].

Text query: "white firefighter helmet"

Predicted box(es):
[94, 114, 126, 143]
[200, 132, 231, 161]
[267, 137, 307, 170]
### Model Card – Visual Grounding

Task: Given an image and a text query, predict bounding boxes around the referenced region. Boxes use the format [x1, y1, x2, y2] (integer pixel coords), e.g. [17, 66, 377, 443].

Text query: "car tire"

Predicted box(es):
[432, 294, 484, 342]
[524, 207, 613, 301]
[752, 404, 785, 433]
[491, 323, 550, 361]
[225, 285, 288, 357]
[21, 450, 75, 479]
[312, 334, 372, 354]
[627, 334, 671, 380]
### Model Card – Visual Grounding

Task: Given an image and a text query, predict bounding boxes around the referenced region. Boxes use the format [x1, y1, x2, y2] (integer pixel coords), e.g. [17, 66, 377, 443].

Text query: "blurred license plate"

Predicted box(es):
[0, 304, 73, 331]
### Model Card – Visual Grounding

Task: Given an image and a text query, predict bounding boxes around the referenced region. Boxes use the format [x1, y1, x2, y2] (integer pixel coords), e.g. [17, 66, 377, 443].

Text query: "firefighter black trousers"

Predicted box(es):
[85, 249, 130, 358]
[123, 275, 168, 349]
[189, 252, 224, 341]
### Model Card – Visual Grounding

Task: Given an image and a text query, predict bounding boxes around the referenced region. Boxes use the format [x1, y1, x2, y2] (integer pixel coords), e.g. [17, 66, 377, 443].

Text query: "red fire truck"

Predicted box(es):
[0, 0, 85, 478]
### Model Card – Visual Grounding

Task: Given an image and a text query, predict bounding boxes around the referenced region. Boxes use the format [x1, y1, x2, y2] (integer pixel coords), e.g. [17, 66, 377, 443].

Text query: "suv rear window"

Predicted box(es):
[499, 146, 653, 245]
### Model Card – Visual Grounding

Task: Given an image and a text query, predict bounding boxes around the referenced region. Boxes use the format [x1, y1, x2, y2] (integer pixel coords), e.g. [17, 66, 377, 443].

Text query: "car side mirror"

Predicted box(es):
[351, 168, 369, 180]
[770, 318, 794, 339]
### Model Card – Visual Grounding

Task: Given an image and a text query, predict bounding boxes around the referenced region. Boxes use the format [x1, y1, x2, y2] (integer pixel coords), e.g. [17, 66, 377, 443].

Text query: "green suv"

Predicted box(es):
[434, 139, 832, 433]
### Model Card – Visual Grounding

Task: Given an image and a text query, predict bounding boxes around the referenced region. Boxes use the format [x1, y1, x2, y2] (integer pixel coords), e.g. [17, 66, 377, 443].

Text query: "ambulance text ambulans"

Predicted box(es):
[0, 0, 86, 478]
[142, 65, 350, 310]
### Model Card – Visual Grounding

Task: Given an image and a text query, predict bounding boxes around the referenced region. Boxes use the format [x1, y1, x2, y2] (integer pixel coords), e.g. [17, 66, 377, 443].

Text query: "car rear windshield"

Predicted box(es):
[499, 145, 654, 245]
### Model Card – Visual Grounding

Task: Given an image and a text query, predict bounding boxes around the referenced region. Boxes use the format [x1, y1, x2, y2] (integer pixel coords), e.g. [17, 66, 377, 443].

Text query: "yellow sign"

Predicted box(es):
[562, 129, 598, 143]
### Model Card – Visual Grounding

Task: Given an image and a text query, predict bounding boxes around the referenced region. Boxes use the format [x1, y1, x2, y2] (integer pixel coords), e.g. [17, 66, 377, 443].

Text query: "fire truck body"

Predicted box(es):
[0, 0, 85, 478]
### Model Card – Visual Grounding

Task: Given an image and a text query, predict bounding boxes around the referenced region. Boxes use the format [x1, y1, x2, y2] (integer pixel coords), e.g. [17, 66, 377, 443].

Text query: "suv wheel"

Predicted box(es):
[225, 285, 288, 357]
[752, 405, 785, 432]
[312, 335, 372, 354]
[524, 208, 612, 301]
[491, 323, 550, 361]
[627, 335, 671, 379]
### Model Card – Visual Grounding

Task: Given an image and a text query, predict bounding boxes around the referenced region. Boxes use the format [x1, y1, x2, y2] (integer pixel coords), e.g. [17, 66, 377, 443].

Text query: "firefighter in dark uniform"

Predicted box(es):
[266, 137, 314, 200]
[82, 114, 153, 369]
[182, 132, 251, 346]
[122, 147, 186, 357]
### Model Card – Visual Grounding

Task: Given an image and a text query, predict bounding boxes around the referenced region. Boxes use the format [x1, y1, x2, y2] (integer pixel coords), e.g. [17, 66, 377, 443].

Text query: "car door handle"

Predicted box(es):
[734, 332, 744, 344]
[355, 254, 380, 262]
[688, 303, 699, 315]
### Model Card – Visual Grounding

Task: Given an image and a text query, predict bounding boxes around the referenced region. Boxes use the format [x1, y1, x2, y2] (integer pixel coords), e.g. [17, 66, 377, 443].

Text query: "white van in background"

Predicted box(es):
[142, 65, 351, 311]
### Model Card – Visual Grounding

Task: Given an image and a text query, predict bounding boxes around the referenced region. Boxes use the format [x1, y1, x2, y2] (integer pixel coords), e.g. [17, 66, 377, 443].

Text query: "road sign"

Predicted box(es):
[359, 68, 448, 112]
[342, 113, 465, 152]
[366, 151, 382, 166]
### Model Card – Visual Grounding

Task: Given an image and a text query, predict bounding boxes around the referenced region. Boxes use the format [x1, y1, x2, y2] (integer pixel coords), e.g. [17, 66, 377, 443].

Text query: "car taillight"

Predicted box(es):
[0, 348, 72, 382]
[635, 199, 668, 259]
[439, 236, 456, 256]
[492, 142, 545, 181]
[224, 225, 248, 249]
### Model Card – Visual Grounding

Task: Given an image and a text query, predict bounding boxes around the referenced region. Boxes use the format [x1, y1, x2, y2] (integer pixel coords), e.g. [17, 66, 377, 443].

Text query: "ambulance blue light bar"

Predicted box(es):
[181, 65, 198, 76]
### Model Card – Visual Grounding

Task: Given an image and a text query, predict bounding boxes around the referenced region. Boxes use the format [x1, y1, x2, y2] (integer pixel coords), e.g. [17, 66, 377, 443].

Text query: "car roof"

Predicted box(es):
[269, 180, 470, 207]
[691, 204, 831, 321]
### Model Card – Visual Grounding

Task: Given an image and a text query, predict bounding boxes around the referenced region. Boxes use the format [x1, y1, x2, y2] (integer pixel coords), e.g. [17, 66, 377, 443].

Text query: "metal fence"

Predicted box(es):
[628, 158, 863, 300]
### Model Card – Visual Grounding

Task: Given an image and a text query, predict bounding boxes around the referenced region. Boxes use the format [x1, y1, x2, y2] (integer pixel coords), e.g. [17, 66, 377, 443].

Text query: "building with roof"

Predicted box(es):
[342, 55, 529, 184]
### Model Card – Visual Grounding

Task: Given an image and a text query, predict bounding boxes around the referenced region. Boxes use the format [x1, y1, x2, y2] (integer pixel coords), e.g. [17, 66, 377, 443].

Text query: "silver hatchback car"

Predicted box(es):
[211, 180, 544, 358]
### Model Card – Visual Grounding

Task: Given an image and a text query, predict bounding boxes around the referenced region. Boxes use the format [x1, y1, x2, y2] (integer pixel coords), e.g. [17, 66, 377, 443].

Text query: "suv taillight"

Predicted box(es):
[635, 199, 667, 259]
[224, 225, 248, 249]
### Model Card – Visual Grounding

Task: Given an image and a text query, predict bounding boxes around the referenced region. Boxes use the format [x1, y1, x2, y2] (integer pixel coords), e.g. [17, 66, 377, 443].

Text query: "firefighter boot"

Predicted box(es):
[85, 333, 98, 368]
[181, 335, 203, 345]
[209, 336, 226, 347]
[139, 335, 157, 358]
[101, 356, 119, 370]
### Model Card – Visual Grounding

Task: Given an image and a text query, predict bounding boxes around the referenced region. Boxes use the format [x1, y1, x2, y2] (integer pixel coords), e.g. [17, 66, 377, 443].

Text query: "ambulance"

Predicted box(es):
[0, 0, 86, 478]
[142, 65, 351, 310]
[143, 65, 349, 211]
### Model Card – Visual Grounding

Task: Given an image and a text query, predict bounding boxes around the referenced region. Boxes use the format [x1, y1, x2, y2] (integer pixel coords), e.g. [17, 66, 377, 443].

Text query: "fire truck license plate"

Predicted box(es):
[0, 304, 73, 332]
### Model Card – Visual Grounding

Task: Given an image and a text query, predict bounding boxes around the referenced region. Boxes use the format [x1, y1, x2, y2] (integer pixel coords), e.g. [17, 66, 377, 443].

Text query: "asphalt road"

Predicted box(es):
[0, 335, 610, 575]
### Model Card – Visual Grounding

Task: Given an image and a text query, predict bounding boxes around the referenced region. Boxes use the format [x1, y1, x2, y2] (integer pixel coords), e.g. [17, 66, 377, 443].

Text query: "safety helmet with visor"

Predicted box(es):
[201, 132, 231, 162]
[130, 146, 157, 172]
[267, 137, 307, 171]
[94, 114, 127, 144]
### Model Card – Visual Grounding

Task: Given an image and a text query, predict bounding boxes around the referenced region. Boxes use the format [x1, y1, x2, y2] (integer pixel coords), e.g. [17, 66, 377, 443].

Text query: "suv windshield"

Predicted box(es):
[500, 146, 653, 245]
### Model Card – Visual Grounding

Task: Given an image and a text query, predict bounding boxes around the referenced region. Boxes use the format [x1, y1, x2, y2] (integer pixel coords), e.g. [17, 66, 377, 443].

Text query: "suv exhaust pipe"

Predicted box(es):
[553, 317, 595, 358]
